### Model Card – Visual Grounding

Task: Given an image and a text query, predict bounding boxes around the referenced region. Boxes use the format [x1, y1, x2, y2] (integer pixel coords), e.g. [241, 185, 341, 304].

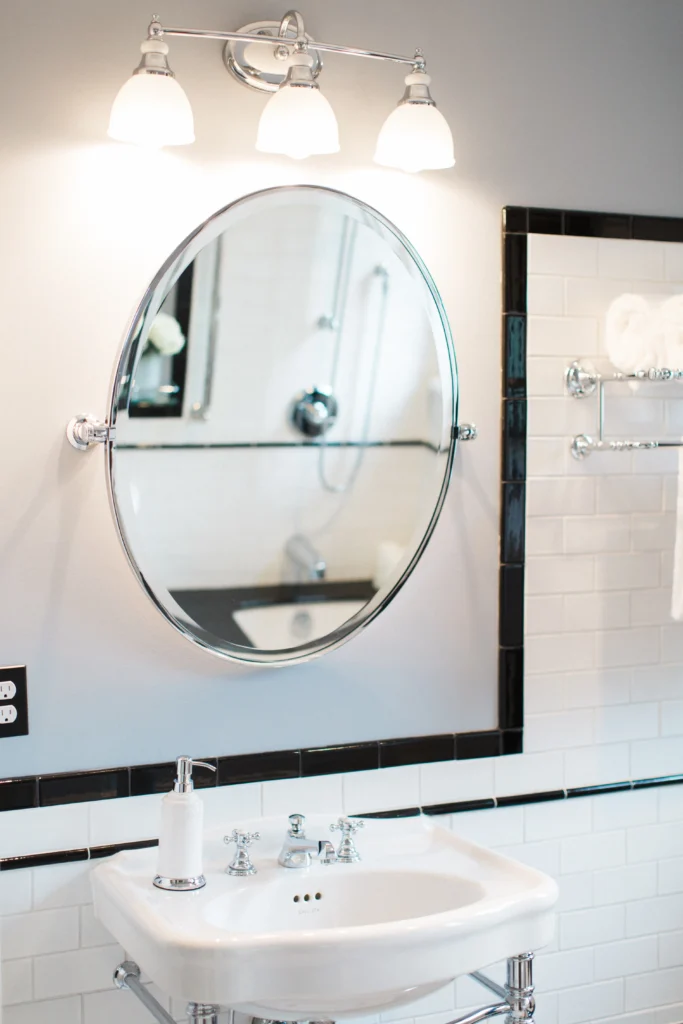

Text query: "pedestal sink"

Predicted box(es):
[92, 814, 557, 1021]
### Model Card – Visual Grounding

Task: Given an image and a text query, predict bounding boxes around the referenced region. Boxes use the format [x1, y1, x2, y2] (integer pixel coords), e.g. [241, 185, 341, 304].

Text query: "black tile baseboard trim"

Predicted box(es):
[4, 774, 682, 871]
[0, 730, 516, 814]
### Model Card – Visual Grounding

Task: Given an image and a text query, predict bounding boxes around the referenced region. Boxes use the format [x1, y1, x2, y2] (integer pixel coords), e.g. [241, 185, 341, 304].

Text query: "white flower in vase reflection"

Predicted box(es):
[146, 311, 186, 356]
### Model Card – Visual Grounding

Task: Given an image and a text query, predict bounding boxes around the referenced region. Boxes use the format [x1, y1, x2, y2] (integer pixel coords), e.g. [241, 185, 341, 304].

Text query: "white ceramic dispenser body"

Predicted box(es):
[156, 789, 204, 882]
[154, 756, 215, 890]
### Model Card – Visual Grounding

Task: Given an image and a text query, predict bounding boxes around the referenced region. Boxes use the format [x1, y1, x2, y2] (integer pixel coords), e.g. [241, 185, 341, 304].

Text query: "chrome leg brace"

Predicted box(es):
[113, 962, 177, 1024]
[113, 961, 221, 1024]
[113, 954, 534, 1024]
[459, 953, 535, 1024]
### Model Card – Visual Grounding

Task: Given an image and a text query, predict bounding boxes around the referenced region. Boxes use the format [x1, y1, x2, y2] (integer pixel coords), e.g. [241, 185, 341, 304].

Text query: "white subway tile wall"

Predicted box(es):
[3, 233, 683, 1024]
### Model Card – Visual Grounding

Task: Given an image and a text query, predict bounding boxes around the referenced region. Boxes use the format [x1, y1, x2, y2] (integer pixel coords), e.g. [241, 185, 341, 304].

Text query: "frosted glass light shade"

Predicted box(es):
[108, 72, 195, 148]
[256, 84, 339, 160]
[374, 102, 455, 173]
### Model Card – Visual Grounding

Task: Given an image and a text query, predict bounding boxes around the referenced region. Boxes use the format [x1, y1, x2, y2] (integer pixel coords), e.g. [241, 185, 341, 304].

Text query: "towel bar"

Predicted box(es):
[565, 361, 683, 460]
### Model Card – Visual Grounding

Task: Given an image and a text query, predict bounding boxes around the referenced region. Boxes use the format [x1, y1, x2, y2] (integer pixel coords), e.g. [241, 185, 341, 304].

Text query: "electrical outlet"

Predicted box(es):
[0, 666, 28, 738]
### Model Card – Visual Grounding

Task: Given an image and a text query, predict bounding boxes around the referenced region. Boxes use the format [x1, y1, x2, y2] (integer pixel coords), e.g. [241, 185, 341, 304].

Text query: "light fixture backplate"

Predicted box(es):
[223, 20, 322, 93]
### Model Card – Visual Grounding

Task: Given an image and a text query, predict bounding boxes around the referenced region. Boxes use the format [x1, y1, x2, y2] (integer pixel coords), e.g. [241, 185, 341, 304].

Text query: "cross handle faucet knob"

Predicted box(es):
[224, 830, 260, 877]
[330, 817, 364, 863]
[330, 817, 364, 835]
[224, 829, 261, 848]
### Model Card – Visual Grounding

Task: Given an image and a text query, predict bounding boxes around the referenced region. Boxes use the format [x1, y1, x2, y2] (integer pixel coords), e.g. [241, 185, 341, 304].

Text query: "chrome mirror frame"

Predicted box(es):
[100, 185, 459, 665]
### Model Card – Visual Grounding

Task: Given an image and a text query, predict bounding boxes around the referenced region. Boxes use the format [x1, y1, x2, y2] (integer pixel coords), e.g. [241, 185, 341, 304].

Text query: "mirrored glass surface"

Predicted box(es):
[109, 186, 457, 663]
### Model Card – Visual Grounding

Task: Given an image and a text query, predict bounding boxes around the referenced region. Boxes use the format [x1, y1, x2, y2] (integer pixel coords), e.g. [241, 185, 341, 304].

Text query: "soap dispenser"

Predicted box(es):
[154, 756, 216, 891]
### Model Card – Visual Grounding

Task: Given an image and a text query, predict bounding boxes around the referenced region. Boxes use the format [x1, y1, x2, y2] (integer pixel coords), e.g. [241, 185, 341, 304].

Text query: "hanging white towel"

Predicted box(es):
[672, 450, 683, 621]
[605, 293, 683, 619]
[605, 293, 658, 374]
[659, 295, 683, 620]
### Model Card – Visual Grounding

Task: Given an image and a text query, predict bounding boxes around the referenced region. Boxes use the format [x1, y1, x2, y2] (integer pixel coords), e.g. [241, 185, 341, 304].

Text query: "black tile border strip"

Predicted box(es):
[499, 211, 527, 736]
[503, 205, 683, 244]
[3, 774, 682, 870]
[0, 730, 518, 813]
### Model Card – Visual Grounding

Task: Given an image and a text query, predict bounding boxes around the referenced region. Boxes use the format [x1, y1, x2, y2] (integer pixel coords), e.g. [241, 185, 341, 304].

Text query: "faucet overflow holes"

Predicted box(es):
[292, 893, 323, 903]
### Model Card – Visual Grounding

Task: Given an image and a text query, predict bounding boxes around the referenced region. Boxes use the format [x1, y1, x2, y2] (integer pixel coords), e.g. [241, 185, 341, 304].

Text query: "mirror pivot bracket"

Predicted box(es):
[456, 423, 478, 441]
[66, 414, 115, 451]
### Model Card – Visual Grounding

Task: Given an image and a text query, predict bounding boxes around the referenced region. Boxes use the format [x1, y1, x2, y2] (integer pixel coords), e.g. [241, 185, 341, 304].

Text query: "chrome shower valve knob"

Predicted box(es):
[224, 829, 260, 876]
[330, 817, 364, 863]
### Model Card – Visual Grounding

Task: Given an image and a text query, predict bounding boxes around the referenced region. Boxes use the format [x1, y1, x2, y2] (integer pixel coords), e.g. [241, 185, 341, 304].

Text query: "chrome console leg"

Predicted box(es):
[505, 953, 535, 1024]
[113, 962, 177, 1024]
[187, 1003, 222, 1024]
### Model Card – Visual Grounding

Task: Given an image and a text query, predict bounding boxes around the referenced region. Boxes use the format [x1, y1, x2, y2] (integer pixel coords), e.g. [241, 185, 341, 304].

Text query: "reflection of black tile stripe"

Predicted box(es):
[4, 775, 682, 869]
[170, 581, 377, 647]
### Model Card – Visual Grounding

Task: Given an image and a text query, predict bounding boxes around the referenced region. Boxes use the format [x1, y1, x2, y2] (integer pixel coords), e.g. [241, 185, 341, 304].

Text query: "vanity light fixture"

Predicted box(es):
[109, 10, 454, 172]
[109, 17, 194, 147]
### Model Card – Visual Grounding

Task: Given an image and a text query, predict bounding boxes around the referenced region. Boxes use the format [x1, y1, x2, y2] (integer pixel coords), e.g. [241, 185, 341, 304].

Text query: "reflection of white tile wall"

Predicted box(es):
[116, 445, 443, 587]
[5, 233, 683, 1024]
[122, 201, 440, 449]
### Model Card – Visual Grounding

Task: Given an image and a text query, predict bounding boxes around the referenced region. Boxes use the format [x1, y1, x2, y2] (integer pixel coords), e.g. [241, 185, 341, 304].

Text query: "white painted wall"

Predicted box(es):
[0, 0, 510, 777]
[0, 2, 682, 772]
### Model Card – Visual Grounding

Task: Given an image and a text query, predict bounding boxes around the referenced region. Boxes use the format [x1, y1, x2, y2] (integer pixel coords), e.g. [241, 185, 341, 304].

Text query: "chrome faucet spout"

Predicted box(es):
[284, 534, 327, 582]
[278, 814, 337, 868]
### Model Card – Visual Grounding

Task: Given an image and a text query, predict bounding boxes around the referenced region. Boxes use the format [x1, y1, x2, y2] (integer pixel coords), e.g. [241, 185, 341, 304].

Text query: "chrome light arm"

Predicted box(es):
[158, 20, 426, 70]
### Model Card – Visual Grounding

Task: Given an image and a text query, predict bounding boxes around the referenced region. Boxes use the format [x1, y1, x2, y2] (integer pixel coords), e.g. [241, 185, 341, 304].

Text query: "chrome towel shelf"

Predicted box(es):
[565, 360, 683, 460]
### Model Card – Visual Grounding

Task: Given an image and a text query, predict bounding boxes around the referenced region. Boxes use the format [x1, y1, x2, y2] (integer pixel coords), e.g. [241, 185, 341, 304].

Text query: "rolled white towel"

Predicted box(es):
[147, 311, 186, 357]
[656, 293, 683, 371]
[672, 449, 683, 622]
[605, 293, 660, 374]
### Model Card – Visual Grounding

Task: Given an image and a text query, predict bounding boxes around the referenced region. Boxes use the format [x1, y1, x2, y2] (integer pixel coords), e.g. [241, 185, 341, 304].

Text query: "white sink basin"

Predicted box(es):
[92, 814, 557, 1020]
[233, 600, 366, 648]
